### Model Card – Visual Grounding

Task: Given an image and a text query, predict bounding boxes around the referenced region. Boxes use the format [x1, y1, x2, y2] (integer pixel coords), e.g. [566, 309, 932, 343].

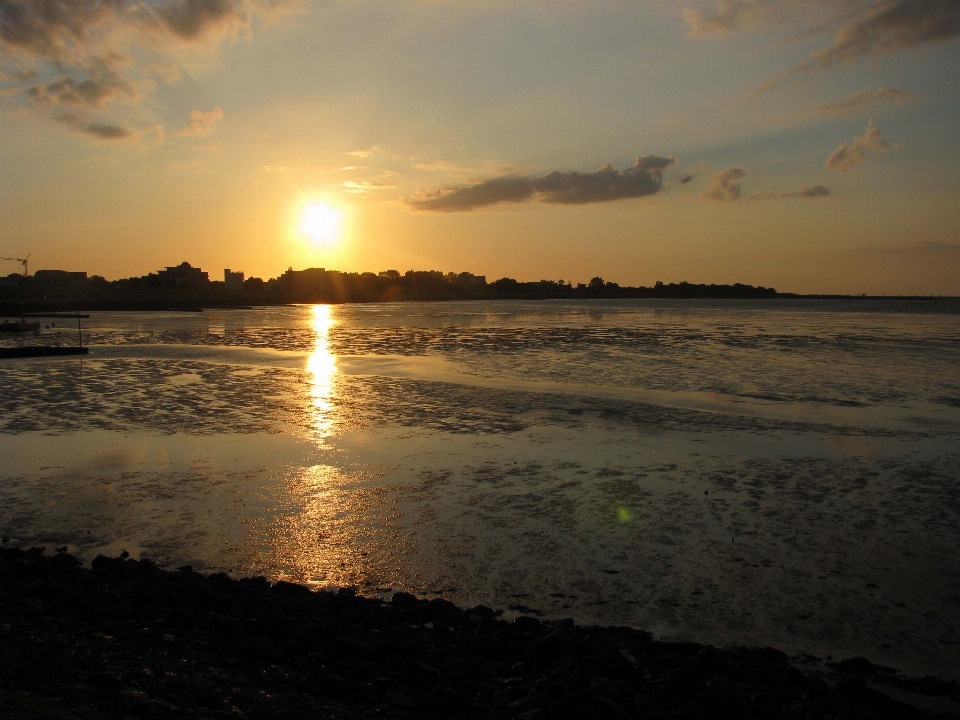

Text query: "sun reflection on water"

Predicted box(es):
[306, 304, 338, 443]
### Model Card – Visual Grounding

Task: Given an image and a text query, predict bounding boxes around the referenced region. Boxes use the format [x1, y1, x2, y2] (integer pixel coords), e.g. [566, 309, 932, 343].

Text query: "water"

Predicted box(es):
[2, 299, 959, 677]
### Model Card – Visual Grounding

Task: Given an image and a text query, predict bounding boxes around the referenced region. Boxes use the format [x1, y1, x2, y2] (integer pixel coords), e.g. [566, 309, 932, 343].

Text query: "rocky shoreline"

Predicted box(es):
[2, 546, 958, 719]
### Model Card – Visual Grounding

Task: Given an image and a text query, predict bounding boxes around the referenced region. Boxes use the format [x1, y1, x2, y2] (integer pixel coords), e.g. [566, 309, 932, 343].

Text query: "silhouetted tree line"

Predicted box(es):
[0, 265, 777, 311]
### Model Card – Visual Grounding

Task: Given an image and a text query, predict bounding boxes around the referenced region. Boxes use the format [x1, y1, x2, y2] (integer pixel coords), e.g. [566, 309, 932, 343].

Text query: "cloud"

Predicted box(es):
[0, 0, 289, 141]
[701, 166, 746, 202]
[406, 175, 535, 212]
[680, 175, 693, 183]
[27, 70, 135, 108]
[176, 106, 223, 137]
[0, 0, 252, 61]
[346, 147, 378, 157]
[534, 155, 677, 205]
[751, 0, 960, 89]
[259, 164, 288, 172]
[686, 2, 960, 91]
[82, 121, 130, 139]
[825, 120, 892, 174]
[159, 0, 236, 41]
[411, 159, 503, 175]
[0, 0, 118, 59]
[749, 184, 831, 199]
[683, 0, 777, 38]
[797, 184, 831, 197]
[812, 87, 916, 116]
[403, 155, 677, 212]
[54, 111, 132, 139]
[804, 0, 960, 69]
[343, 179, 395, 193]
[682, 0, 861, 40]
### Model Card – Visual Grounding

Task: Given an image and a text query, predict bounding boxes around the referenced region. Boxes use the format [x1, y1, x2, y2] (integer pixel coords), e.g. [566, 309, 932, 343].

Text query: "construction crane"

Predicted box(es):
[1, 254, 31, 276]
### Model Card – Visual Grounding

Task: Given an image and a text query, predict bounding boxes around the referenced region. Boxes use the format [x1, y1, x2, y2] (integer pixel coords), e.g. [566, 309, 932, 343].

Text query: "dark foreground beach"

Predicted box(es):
[2, 547, 958, 719]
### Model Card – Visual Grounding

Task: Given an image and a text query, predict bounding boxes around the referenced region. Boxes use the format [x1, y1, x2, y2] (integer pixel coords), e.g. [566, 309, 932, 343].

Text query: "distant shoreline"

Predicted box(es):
[1, 294, 955, 315]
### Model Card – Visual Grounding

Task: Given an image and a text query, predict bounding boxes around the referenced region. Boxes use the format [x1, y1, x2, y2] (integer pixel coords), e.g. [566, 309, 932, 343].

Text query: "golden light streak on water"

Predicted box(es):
[257, 304, 391, 586]
[306, 304, 338, 444]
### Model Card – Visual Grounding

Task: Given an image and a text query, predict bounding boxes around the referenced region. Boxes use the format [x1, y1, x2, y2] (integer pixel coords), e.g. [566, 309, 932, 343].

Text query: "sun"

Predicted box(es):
[300, 203, 342, 244]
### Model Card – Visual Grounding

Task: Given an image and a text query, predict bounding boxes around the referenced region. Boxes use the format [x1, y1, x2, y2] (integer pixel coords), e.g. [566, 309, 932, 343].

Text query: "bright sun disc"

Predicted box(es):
[300, 203, 342, 244]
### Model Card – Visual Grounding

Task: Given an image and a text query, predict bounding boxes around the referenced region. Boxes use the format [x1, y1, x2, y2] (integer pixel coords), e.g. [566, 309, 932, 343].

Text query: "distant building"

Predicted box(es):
[157, 262, 209, 288]
[279, 267, 327, 291]
[224, 268, 245, 290]
[34, 270, 88, 284]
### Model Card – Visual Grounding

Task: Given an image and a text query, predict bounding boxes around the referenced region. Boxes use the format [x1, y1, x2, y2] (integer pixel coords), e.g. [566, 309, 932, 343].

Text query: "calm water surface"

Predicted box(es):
[2, 299, 959, 677]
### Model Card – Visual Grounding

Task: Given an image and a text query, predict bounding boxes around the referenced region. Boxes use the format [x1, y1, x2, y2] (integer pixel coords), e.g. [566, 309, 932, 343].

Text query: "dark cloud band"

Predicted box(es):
[749, 185, 832, 200]
[405, 155, 677, 212]
[54, 111, 131, 139]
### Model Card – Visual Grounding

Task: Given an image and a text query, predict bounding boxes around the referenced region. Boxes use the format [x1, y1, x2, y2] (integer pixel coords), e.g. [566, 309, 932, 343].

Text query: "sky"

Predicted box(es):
[1, 0, 959, 294]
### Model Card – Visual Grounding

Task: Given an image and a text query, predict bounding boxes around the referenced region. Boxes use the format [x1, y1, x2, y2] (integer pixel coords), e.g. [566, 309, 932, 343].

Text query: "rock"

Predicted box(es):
[49, 552, 81, 567]
[467, 604, 497, 619]
[0, 546, 950, 720]
[391, 591, 419, 607]
[514, 616, 542, 632]
[273, 580, 311, 595]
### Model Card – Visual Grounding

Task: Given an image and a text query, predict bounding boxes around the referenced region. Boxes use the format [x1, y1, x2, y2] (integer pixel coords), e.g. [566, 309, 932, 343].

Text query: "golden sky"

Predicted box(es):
[1, 0, 959, 294]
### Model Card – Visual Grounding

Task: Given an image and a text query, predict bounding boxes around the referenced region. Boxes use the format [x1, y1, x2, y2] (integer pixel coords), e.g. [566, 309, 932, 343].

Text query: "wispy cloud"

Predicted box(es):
[682, 0, 863, 39]
[176, 107, 223, 137]
[701, 166, 746, 202]
[749, 184, 831, 200]
[685, 2, 960, 92]
[812, 87, 916, 116]
[54, 111, 133, 140]
[343, 179, 395, 194]
[825, 120, 894, 174]
[26, 59, 137, 108]
[753, 0, 960, 90]
[345, 147, 378, 157]
[683, 0, 779, 38]
[410, 159, 511, 176]
[802, 0, 960, 69]
[404, 155, 677, 212]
